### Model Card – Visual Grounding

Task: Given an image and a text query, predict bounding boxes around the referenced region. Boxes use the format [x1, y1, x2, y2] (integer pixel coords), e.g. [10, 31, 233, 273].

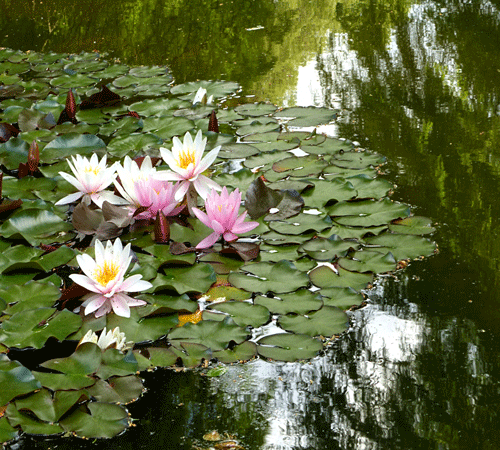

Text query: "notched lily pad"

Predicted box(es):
[273, 106, 338, 127]
[257, 333, 323, 362]
[278, 305, 349, 337]
[204, 301, 271, 328]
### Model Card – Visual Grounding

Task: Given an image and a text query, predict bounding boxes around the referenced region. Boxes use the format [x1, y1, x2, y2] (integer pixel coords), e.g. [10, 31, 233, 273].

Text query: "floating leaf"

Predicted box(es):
[273, 106, 338, 127]
[234, 103, 277, 116]
[0, 308, 82, 349]
[168, 317, 249, 351]
[364, 233, 437, 261]
[328, 198, 410, 227]
[205, 301, 271, 328]
[339, 250, 397, 273]
[151, 263, 216, 295]
[298, 235, 359, 261]
[212, 341, 257, 363]
[389, 216, 436, 235]
[41, 342, 102, 375]
[0, 281, 60, 314]
[254, 289, 323, 315]
[278, 305, 348, 337]
[87, 375, 144, 404]
[60, 402, 129, 439]
[168, 342, 212, 368]
[320, 287, 365, 310]
[268, 213, 332, 235]
[309, 264, 373, 290]
[32, 371, 96, 391]
[257, 333, 323, 362]
[5, 403, 63, 435]
[42, 133, 106, 163]
[0, 357, 41, 406]
[228, 260, 309, 294]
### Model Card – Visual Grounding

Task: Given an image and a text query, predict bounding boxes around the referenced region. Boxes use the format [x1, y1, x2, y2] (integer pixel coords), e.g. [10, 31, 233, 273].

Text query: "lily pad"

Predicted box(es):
[0, 357, 42, 406]
[60, 402, 129, 439]
[212, 341, 257, 363]
[42, 133, 106, 162]
[205, 301, 271, 328]
[168, 317, 249, 351]
[278, 305, 349, 337]
[273, 106, 338, 127]
[309, 264, 373, 290]
[338, 250, 397, 273]
[319, 287, 365, 310]
[254, 289, 323, 315]
[151, 263, 216, 295]
[298, 235, 359, 261]
[328, 198, 410, 227]
[257, 333, 323, 362]
[234, 103, 277, 116]
[364, 233, 437, 261]
[228, 260, 309, 294]
[389, 216, 436, 235]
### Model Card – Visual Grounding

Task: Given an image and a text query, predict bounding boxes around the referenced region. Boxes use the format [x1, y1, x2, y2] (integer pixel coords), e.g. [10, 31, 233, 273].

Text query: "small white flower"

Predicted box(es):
[114, 156, 157, 207]
[55, 154, 127, 208]
[192, 87, 213, 105]
[156, 130, 221, 201]
[78, 327, 130, 351]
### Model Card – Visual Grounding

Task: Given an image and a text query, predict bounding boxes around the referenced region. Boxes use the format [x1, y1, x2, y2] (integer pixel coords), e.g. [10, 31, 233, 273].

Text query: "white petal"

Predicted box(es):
[54, 191, 84, 206]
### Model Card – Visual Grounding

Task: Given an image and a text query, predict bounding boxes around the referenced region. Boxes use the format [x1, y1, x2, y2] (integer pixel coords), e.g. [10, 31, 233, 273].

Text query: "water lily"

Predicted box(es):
[55, 154, 126, 208]
[70, 238, 151, 318]
[192, 87, 213, 105]
[157, 130, 221, 202]
[114, 156, 183, 219]
[192, 187, 259, 249]
[78, 327, 130, 352]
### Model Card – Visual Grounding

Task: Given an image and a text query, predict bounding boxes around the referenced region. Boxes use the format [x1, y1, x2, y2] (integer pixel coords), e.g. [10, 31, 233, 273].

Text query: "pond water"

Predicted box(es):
[2, 0, 500, 449]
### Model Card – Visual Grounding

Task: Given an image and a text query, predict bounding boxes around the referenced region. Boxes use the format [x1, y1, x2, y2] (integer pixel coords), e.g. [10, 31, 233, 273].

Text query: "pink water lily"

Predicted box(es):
[69, 238, 152, 318]
[114, 156, 183, 220]
[192, 187, 259, 249]
[157, 130, 221, 201]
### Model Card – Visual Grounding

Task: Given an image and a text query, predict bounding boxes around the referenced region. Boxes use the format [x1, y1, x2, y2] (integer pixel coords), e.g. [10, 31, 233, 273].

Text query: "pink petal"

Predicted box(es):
[69, 274, 102, 294]
[193, 175, 221, 200]
[223, 231, 238, 242]
[94, 302, 113, 318]
[174, 180, 190, 201]
[192, 207, 212, 229]
[210, 219, 225, 234]
[196, 231, 221, 249]
[119, 275, 153, 292]
[83, 294, 107, 315]
[110, 294, 131, 318]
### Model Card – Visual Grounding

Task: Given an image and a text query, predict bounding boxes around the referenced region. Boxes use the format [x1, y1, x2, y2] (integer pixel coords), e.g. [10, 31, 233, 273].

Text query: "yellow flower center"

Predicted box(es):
[84, 165, 101, 176]
[178, 149, 196, 170]
[94, 261, 119, 286]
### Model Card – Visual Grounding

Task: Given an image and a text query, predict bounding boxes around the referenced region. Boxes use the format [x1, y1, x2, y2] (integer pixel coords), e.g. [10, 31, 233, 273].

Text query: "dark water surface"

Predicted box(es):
[2, 0, 500, 449]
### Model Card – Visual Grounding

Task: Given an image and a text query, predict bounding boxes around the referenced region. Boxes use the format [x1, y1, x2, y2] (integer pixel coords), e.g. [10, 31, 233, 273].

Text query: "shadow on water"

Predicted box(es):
[3, 0, 500, 448]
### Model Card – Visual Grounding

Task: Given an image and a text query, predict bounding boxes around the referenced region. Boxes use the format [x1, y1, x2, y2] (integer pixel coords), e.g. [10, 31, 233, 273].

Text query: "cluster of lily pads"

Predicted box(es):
[0, 47, 436, 443]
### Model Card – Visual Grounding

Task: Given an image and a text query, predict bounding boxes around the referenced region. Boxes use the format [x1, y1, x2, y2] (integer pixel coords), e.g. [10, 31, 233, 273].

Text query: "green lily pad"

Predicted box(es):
[257, 333, 323, 362]
[87, 375, 144, 404]
[298, 235, 359, 261]
[330, 151, 386, 170]
[15, 388, 83, 423]
[0, 417, 18, 443]
[364, 233, 437, 261]
[272, 155, 329, 177]
[328, 198, 411, 227]
[151, 263, 216, 295]
[389, 216, 436, 235]
[0, 308, 82, 349]
[303, 137, 353, 155]
[0, 137, 29, 169]
[5, 403, 63, 435]
[347, 174, 394, 199]
[218, 142, 260, 159]
[142, 116, 194, 139]
[60, 402, 129, 439]
[255, 289, 323, 315]
[319, 287, 365, 310]
[268, 213, 332, 235]
[168, 342, 212, 368]
[309, 264, 373, 290]
[41, 342, 102, 375]
[205, 301, 271, 328]
[234, 103, 277, 116]
[0, 208, 73, 246]
[228, 260, 310, 294]
[168, 317, 249, 351]
[32, 371, 96, 391]
[170, 80, 240, 98]
[301, 178, 356, 208]
[339, 250, 397, 273]
[0, 357, 42, 406]
[41, 133, 106, 163]
[106, 133, 163, 158]
[0, 281, 61, 314]
[273, 106, 338, 127]
[0, 245, 43, 274]
[278, 305, 349, 337]
[213, 341, 257, 363]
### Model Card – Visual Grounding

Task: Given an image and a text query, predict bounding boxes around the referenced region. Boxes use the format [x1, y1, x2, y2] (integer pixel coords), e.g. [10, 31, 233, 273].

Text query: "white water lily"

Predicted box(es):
[192, 87, 213, 105]
[157, 130, 221, 201]
[78, 327, 130, 351]
[70, 238, 152, 318]
[55, 154, 127, 208]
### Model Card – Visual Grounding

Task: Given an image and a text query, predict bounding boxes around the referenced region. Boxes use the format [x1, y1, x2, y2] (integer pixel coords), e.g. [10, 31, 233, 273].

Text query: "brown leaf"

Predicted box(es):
[0, 122, 19, 143]
[245, 176, 283, 219]
[0, 198, 22, 215]
[222, 242, 260, 261]
[102, 201, 133, 228]
[170, 241, 196, 255]
[79, 85, 121, 109]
